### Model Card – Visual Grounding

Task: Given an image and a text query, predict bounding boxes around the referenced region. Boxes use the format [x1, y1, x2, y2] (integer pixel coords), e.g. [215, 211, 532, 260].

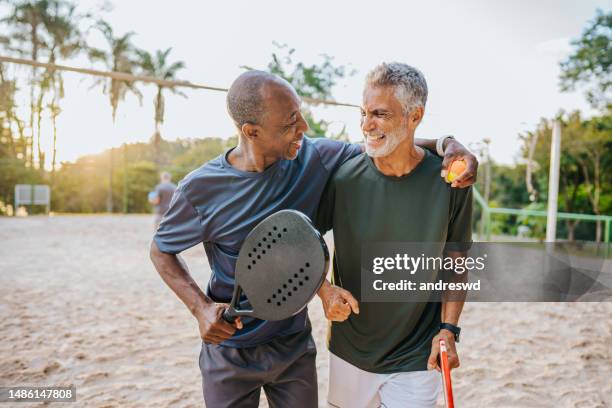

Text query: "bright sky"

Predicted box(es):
[3, 0, 609, 165]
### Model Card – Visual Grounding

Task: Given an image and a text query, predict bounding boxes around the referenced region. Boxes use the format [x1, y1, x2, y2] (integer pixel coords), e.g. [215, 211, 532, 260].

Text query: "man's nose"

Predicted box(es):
[361, 115, 375, 133]
[297, 113, 309, 133]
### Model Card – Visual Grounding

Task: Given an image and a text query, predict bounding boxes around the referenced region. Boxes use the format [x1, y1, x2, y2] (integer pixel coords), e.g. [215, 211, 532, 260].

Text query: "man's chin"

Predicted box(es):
[365, 146, 390, 158]
[284, 151, 300, 161]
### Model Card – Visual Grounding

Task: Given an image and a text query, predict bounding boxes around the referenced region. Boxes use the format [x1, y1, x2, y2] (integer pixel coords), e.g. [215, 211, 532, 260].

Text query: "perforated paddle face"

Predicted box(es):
[232, 210, 329, 321]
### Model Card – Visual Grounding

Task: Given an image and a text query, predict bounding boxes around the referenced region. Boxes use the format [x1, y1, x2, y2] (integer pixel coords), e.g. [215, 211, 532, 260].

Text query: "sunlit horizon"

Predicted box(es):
[1, 0, 605, 166]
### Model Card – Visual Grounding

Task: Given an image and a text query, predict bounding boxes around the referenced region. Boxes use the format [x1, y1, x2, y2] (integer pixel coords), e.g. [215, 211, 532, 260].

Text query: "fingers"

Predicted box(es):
[427, 337, 441, 371]
[327, 302, 351, 321]
[204, 319, 237, 344]
[339, 288, 359, 314]
[204, 334, 225, 344]
[203, 323, 235, 344]
[212, 305, 238, 336]
[448, 353, 460, 369]
[452, 155, 478, 188]
[440, 154, 455, 178]
[321, 286, 359, 322]
[234, 317, 243, 330]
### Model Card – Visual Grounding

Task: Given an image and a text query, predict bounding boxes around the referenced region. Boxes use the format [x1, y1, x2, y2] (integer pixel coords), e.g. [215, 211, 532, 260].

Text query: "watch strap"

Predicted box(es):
[435, 135, 454, 157]
[440, 322, 461, 342]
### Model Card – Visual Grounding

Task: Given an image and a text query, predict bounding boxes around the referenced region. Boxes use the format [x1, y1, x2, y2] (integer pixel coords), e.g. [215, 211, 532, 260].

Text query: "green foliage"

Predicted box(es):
[517, 202, 548, 240]
[171, 136, 236, 180]
[115, 160, 158, 213]
[36, 136, 234, 214]
[517, 110, 611, 240]
[245, 43, 354, 139]
[88, 20, 142, 121]
[560, 9, 612, 110]
[0, 158, 43, 214]
[136, 47, 186, 131]
[51, 154, 108, 212]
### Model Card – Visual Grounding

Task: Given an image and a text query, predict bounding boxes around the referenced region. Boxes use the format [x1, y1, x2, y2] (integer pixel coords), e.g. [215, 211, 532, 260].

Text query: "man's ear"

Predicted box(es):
[241, 122, 260, 140]
[409, 106, 424, 127]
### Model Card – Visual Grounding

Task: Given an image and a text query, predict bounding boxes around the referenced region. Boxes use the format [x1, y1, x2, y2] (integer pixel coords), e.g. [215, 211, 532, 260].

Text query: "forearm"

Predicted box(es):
[414, 137, 437, 153]
[415, 136, 456, 153]
[149, 242, 212, 317]
[317, 279, 332, 297]
[441, 250, 467, 325]
[441, 299, 464, 326]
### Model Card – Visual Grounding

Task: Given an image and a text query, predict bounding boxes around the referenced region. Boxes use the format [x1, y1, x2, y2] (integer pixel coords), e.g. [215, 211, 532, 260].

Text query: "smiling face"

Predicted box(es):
[361, 85, 412, 157]
[254, 82, 309, 161]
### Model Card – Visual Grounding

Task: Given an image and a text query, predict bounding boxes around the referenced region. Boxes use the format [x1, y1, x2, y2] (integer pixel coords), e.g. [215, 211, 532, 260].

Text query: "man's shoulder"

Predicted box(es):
[307, 135, 347, 148]
[178, 154, 226, 190]
[333, 152, 368, 181]
[307, 136, 358, 157]
[332, 149, 446, 186]
[420, 149, 451, 187]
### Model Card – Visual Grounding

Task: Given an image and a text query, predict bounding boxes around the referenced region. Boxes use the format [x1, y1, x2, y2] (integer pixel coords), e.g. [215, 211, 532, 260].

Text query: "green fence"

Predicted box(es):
[472, 188, 612, 243]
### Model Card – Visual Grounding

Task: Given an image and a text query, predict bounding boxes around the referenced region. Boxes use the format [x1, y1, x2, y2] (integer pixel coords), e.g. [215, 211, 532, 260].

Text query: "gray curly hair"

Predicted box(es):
[365, 62, 428, 114]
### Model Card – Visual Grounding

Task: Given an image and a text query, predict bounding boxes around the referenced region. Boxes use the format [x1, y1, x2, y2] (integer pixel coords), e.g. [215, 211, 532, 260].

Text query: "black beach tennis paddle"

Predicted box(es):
[223, 210, 329, 322]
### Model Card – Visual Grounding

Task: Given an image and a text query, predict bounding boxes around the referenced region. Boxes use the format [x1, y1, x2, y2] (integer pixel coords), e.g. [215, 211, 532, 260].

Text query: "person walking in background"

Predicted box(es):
[149, 171, 177, 230]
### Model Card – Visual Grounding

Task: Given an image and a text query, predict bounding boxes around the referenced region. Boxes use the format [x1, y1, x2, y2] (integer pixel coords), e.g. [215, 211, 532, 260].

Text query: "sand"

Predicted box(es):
[1, 215, 611, 407]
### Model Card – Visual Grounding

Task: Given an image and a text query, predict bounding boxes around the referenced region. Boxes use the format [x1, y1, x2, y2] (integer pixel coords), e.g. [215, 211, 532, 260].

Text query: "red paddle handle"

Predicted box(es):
[440, 338, 455, 408]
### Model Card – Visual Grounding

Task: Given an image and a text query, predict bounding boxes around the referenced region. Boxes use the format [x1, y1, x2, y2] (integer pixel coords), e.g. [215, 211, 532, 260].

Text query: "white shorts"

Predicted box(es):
[328, 353, 441, 408]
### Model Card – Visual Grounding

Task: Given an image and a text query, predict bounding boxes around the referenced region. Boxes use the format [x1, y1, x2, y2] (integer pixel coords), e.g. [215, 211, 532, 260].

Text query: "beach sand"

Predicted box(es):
[1, 215, 610, 407]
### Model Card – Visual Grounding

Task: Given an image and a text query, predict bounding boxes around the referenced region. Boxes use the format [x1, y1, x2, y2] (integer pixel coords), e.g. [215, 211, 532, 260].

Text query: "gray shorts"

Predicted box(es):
[199, 325, 318, 408]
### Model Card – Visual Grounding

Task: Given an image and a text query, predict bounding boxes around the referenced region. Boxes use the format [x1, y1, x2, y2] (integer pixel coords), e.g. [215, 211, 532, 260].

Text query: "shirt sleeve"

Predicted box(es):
[445, 186, 473, 252]
[315, 177, 336, 235]
[312, 138, 362, 173]
[153, 188, 204, 254]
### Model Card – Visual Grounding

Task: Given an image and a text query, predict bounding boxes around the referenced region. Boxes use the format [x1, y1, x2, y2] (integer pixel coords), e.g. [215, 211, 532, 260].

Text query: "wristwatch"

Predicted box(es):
[436, 135, 455, 157]
[440, 322, 461, 343]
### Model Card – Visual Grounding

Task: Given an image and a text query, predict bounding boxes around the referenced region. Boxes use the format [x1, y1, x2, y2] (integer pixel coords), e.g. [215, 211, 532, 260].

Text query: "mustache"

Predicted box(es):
[363, 130, 386, 138]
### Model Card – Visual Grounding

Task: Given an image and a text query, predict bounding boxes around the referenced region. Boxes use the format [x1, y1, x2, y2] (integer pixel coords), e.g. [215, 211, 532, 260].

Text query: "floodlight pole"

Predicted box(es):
[545, 120, 561, 242]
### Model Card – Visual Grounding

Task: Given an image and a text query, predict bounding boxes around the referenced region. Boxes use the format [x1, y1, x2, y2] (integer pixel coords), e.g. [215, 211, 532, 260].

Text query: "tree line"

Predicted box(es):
[0, 1, 350, 215]
[0, 3, 609, 241]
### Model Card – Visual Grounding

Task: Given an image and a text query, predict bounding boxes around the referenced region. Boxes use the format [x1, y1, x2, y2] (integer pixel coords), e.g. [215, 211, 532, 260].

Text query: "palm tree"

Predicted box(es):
[137, 48, 185, 167]
[43, 1, 82, 176]
[88, 20, 141, 213]
[1, 0, 54, 169]
[0, 64, 20, 158]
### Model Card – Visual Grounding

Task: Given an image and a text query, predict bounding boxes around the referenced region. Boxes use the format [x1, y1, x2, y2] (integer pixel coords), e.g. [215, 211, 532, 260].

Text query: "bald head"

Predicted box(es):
[226, 70, 295, 129]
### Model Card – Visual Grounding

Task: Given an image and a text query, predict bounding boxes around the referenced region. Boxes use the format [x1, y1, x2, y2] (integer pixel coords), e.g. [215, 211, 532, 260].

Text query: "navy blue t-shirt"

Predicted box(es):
[154, 136, 361, 347]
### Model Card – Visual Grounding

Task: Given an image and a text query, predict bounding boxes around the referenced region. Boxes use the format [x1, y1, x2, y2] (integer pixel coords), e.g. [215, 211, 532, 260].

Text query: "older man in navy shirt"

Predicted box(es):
[149, 70, 477, 407]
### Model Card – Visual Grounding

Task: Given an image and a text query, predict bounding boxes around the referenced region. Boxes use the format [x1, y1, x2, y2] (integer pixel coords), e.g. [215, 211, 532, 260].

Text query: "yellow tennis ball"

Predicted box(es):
[446, 160, 467, 183]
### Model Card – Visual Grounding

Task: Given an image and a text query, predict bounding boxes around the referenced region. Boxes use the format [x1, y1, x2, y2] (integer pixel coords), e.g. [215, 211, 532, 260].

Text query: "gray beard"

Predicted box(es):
[364, 128, 409, 158]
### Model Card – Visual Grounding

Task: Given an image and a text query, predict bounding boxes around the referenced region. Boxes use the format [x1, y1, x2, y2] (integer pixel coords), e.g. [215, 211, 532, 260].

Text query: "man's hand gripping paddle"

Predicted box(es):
[223, 210, 329, 322]
[440, 338, 455, 408]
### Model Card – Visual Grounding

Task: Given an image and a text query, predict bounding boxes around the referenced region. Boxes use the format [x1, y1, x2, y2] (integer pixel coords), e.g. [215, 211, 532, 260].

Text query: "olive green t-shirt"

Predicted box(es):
[316, 149, 472, 373]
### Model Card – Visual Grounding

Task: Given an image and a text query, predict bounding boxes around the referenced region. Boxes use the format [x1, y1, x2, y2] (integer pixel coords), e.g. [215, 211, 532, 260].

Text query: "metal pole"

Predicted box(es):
[122, 143, 128, 213]
[0, 55, 359, 108]
[486, 209, 492, 241]
[605, 219, 610, 258]
[546, 121, 561, 242]
[14, 186, 18, 216]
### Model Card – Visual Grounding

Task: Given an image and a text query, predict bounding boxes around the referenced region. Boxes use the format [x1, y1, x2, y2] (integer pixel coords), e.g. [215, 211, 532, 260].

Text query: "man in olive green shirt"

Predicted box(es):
[317, 63, 472, 408]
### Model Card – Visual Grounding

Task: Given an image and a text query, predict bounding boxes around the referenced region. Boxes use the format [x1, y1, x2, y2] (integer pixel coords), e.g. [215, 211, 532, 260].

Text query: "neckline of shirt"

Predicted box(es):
[220, 147, 284, 178]
[364, 148, 432, 182]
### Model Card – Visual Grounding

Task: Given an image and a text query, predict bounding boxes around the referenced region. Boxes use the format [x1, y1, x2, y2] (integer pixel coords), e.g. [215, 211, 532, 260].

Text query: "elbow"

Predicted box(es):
[150, 240, 162, 265]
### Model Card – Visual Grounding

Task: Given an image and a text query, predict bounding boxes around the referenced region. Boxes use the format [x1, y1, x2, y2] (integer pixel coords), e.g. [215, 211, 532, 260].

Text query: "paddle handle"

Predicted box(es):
[222, 308, 237, 323]
[440, 338, 455, 408]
